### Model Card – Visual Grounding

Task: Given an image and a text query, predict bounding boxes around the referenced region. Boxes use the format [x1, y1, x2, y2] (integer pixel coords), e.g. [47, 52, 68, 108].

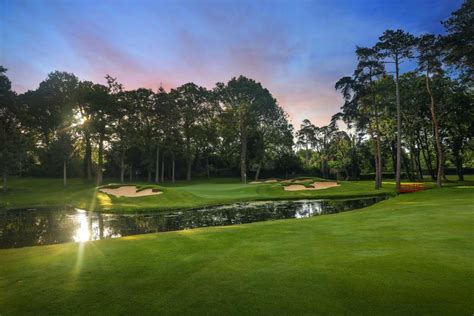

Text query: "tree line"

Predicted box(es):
[1, 0, 472, 192]
[296, 0, 473, 189]
[1, 72, 296, 191]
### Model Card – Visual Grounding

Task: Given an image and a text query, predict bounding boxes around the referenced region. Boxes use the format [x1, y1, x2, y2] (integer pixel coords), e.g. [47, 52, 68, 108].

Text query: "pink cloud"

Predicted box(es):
[6, 2, 345, 130]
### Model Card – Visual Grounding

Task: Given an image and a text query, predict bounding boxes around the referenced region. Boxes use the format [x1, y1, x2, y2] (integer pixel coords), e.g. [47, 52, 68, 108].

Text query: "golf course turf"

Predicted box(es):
[0, 180, 473, 314]
[1, 177, 396, 212]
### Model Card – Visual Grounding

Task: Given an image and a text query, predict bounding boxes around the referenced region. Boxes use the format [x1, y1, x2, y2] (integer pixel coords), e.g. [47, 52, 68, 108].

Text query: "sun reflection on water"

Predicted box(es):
[72, 209, 91, 242]
[72, 209, 121, 242]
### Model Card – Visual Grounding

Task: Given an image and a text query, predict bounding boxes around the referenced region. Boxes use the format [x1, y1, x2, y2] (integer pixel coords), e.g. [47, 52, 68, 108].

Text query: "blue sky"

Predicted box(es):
[1, 0, 462, 126]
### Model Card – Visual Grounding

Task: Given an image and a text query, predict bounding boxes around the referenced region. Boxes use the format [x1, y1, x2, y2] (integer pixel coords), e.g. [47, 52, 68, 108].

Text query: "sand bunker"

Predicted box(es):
[100, 186, 162, 197]
[312, 182, 340, 190]
[284, 182, 339, 191]
[283, 184, 309, 191]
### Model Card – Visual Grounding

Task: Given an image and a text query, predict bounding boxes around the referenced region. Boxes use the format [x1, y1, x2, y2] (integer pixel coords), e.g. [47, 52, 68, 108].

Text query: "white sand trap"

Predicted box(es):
[312, 182, 339, 190]
[100, 186, 162, 197]
[284, 182, 339, 191]
[283, 184, 311, 191]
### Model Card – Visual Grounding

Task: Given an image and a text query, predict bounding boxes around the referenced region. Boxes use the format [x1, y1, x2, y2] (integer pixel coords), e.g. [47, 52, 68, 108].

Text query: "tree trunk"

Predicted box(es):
[85, 132, 92, 181]
[186, 135, 192, 181]
[186, 160, 192, 181]
[255, 163, 262, 181]
[240, 112, 247, 184]
[426, 72, 443, 188]
[147, 167, 151, 183]
[369, 70, 382, 188]
[3, 170, 7, 193]
[63, 160, 67, 187]
[413, 143, 423, 180]
[155, 146, 160, 183]
[324, 159, 329, 179]
[374, 105, 383, 188]
[305, 143, 309, 165]
[369, 129, 379, 189]
[161, 154, 165, 182]
[420, 147, 434, 180]
[420, 130, 436, 180]
[87, 156, 92, 181]
[412, 145, 423, 181]
[373, 143, 380, 189]
[97, 134, 104, 185]
[442, 167, 448, 182]
[120, 151, 125, 183]
[402, 153, 413, 181]
[455, 152, 464, 181]
[345, 167, 350, 181]
[172, 155, 175, 183]
[409, 146, 416, 178]
[206, 155, 210, 179]
[395, 56, 402, 191]
[391, 140, 397, 176]
[129, 164, 133, 182]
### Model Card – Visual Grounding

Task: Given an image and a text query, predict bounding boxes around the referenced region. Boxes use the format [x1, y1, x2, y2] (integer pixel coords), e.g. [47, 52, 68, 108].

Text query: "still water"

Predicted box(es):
[0, 197, 385, 248]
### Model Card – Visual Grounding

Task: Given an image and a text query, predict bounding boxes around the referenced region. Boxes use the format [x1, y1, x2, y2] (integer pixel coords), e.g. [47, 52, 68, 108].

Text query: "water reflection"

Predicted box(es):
[0, 197, 385, 248]
[73, 210, 90, 242]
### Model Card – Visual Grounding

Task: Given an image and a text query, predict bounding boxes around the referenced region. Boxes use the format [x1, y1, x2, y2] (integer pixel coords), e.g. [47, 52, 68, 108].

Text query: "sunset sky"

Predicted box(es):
[1, 0, 461, 127]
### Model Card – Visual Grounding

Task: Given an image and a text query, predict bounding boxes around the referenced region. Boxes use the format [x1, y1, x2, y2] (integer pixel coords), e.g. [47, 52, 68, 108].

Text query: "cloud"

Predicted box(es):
[3, 0, 461, 129]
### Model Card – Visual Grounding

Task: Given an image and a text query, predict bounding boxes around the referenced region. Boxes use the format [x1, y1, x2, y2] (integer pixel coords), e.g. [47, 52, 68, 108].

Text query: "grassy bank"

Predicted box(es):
[0, 177, 397, 212]
[1, 185, 473, 314]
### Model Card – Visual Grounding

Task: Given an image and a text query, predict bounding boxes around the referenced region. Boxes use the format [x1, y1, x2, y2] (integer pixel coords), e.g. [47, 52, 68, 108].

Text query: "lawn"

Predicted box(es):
[0, 184, 473, 314]
[0, 177, 397, 212]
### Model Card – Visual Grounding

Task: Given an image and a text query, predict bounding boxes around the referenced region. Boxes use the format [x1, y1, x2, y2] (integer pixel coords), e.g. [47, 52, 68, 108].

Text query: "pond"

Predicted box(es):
[0, 197, 386, 248]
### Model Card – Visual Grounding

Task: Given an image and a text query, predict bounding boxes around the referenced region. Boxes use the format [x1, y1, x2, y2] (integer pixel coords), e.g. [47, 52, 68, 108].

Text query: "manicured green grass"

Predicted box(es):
[0, 185, 473, 314]
[0, 177, 397, 212]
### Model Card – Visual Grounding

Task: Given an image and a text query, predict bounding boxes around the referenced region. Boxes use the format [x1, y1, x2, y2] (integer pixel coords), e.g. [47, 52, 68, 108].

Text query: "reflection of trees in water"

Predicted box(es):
[98, 214, 104, 239]
[1, 197, 385, 248]
[0, 207, 77, 247]
[323, 198, 381, 213]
